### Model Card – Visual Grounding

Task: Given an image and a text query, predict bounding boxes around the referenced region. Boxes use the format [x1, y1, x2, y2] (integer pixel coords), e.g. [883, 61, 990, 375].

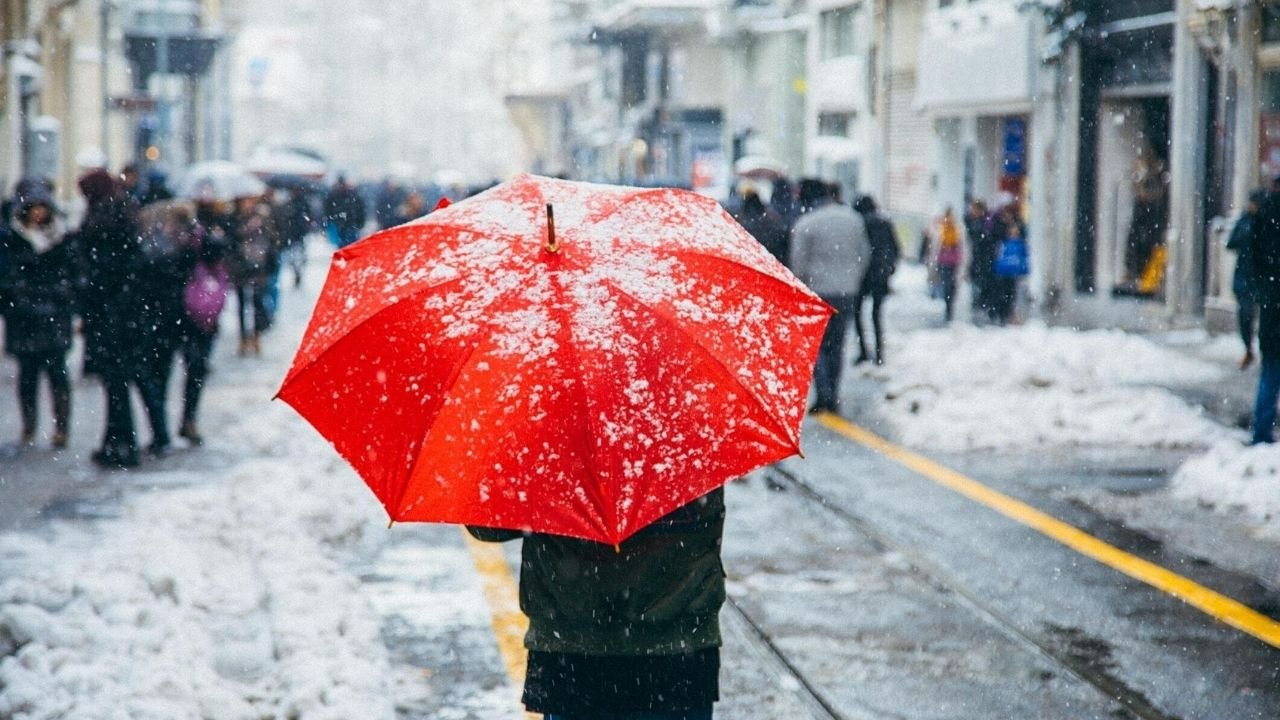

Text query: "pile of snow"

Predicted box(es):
[867, 321, 1235, 452]
[0, 387, 399, 719]
[1171, 441, 1280, 539]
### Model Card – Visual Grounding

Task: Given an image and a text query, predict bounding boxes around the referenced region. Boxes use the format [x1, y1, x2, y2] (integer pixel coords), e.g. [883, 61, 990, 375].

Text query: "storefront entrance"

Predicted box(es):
[1094, 96, 1171, 299]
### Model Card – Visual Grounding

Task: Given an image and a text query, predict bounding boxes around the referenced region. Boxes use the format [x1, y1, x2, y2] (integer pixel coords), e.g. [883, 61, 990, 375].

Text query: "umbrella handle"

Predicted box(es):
[545, 203, 559, 253]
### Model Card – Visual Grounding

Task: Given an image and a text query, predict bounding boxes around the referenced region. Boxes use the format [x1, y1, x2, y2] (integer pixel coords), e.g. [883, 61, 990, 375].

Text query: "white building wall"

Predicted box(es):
[880, 0, 931, 232]
[917, 0, 1035, 114]
[805, 0, 875, 197]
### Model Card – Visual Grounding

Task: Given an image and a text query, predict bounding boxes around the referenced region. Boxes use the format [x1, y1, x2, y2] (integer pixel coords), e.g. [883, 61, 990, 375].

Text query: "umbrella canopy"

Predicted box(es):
[277, 174, 832, 545]
[247, 148, 328, 180]
[733, 155, 786, 180]
[174, 160, 267, 202]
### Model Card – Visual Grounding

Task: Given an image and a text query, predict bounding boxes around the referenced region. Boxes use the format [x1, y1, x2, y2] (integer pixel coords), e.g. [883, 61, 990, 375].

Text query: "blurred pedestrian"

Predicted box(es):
[790, 182, 870, 414]
[392, 190, 428, 227]
[324, 176, 366, 248]
[852, 194, 899, 365]
[964, 199, 996, 321]
[120, 163, 144, 204]
[177, 209, 232, 446]
[374, 178, 406, 230]
[468, 487, 726, 720]
[1229, 189, 1267, 370]
[271, 185, 311, 288]
[0, 179, 75, 447]
[734, 189, 788, 266]
[770, 177, 800, 231]
[990, 204, 1029, 325]
[140, 169, 175, 207]
[230, 196, 280, 356]
[932, 207, 963, 323]
[134, 200, 208, 456]
[77, 168, 144, 468]
[1248, 177, 1280, 444]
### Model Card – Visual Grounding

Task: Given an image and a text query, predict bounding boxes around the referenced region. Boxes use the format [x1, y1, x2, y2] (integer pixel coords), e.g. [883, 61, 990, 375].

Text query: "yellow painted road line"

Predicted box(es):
[815, 413, 1280, 650]
[460, 530, 541, 720]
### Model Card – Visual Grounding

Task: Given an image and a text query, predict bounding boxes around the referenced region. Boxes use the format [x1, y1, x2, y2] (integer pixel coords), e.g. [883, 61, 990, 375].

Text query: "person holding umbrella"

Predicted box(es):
[277, 175, 834, 720]
[468, 491, 725, 719]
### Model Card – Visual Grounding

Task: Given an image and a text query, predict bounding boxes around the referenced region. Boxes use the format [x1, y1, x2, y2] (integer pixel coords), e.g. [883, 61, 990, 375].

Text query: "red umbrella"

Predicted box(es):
[277, 174, 832, 545]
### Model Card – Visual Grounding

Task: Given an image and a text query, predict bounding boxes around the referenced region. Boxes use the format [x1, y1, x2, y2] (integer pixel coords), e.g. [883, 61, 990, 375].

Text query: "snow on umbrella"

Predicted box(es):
[276, 174, 832, 545]
[174, 160, 267, 202]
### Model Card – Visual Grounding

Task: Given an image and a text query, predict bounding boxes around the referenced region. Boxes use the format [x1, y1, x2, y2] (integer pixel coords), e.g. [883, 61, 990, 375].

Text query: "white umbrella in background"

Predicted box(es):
[246, 148, 329, 180]
[175, 160, 268, 202]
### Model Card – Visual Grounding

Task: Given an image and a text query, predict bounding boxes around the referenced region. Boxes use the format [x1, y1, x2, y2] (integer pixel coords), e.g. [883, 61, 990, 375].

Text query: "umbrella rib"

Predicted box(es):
[392, 338, 485, 520]
[280, 284, 436, 393]
[600, 277, 808, 453]
[548, 271, 620, 542]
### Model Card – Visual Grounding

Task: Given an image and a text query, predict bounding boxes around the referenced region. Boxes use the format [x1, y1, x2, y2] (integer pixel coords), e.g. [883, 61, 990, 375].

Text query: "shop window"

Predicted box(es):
[818, 111, 854, 137]
[1260, 71, 1280, 183]
[1263, 5, 1280, 44]
[819, 5, 863, 60]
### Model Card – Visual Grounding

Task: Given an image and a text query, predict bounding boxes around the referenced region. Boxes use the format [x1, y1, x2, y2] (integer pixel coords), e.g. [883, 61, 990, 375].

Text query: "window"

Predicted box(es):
[819, 5, 862, 60]
[1264, 5, 1280, 45]
[818, 111, 854, 137]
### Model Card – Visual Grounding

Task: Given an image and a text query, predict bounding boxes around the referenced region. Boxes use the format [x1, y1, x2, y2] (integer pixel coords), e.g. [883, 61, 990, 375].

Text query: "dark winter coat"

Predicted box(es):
[468, 488, 726, 656]
[1250, 191, 1280, 309]
[135, 201, 202, 349]
[859, 211, 900, 298]
[274, 194, 311, 247]
[966, 212, 996, 284]
[0, 219, 76, 357]
[230, 203, 281, 287]
[324, 185, 367, 235]
[1228, 212, 1255, 300]
[76, 175, 144, 378]
[735, 199, 789, 265]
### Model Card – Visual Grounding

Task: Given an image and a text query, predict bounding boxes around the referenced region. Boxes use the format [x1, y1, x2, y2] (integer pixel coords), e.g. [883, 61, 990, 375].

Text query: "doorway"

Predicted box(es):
[1094, 95, 1171, 299]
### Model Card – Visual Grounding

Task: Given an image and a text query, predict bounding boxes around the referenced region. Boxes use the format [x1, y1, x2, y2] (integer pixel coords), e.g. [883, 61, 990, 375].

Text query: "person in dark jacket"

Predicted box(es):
[769, 177, 801, 232]
[987, 204, 1026, 325]
[964, 200, 996, 321]
[852, 195, 899, 365]
[1229, 189, 1266, 370]
[132, 200, 202, 456]
[1248, 178, 1280, 444]
[177, 205, 232, 445]
[230, 196, 280, 355]
[77, 168, 145, 467]
[0, 179, 76, 447]
[468, 488, 726, 720]
[733, 190, 788, 266]
[271, 186, 311, 288]
[324, 176, 367, 248]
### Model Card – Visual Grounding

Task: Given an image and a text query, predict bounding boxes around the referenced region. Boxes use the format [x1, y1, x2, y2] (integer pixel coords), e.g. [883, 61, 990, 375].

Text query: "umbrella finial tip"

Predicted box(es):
[545, 203, 559, 253]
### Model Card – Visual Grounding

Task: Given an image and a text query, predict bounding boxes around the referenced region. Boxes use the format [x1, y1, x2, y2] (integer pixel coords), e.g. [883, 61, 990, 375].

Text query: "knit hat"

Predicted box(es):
[12, 176, 54, 211]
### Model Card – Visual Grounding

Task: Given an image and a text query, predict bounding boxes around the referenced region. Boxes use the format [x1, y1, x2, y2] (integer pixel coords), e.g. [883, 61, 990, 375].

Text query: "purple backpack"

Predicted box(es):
[184, 261, 230, 333]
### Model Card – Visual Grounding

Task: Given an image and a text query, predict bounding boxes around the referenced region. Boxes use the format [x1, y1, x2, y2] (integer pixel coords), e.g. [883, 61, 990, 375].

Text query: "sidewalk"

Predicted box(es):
[1049, 291, 1257, 432]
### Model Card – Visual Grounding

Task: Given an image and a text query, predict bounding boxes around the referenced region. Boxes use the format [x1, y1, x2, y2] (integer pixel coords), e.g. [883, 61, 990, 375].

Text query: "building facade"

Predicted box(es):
[1, 0, 231, 205]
